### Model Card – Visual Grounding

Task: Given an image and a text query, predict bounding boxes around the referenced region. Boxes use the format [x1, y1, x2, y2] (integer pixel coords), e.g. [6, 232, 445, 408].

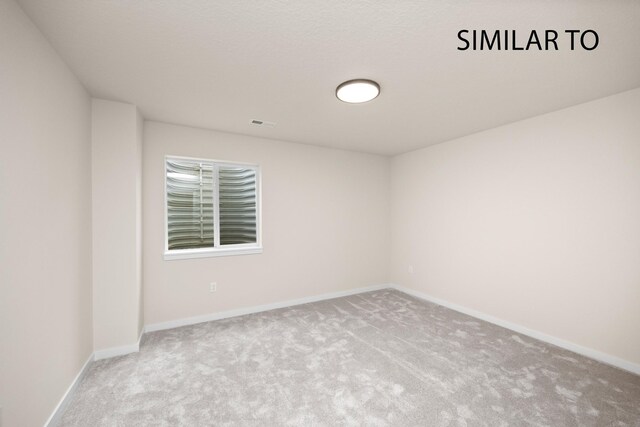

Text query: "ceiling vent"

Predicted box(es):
[251, 119, 276, 127]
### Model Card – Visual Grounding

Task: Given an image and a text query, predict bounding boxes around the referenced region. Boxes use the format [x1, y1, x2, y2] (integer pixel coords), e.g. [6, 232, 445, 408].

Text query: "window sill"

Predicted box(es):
[164, 246, 263, 261]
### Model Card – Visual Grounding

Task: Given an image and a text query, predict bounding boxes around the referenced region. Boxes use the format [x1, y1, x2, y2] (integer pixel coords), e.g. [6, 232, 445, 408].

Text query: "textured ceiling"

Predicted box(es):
[17, 0, 640, 155]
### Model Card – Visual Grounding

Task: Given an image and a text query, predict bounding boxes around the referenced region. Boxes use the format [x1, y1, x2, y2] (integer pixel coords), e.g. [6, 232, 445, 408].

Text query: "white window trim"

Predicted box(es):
[163, 155, 263, 261]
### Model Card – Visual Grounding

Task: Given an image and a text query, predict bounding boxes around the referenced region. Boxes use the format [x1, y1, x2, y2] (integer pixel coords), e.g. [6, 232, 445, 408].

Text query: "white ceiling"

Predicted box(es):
[17, 0, 640, 155]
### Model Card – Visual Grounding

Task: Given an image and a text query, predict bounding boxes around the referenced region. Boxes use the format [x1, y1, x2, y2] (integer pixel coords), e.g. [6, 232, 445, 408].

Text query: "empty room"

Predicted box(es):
[1, 0, 639, 425]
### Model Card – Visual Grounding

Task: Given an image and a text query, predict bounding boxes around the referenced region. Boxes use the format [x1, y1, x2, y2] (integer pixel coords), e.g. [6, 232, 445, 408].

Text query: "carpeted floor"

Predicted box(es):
[58, 289, 640, 426]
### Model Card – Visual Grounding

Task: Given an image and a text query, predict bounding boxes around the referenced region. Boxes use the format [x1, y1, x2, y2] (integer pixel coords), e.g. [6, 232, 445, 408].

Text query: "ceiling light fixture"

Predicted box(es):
[336, 79, 380, 103]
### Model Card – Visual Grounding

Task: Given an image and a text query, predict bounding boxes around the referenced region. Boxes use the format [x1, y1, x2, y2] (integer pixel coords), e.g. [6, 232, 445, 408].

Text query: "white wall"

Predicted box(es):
[143, 121, 390, 325]
[137, 109, 144, 335]
[391, 88, 640, 366]
[0, 0, 92, 425]
[92, 99, 143, 352]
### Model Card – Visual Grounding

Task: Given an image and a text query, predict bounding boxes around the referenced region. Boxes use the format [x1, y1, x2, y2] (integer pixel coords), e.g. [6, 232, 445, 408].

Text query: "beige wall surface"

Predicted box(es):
[92, 99, 143, 351]
[0, 0, 93, 425]
[143, 121, 390, 325]
[391, 88, 640, 366]
[137, 109, 144, 335]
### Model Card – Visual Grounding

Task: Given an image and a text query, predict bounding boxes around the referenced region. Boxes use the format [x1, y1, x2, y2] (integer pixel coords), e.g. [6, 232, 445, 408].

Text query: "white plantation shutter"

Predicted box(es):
[165, 157, 260, 255]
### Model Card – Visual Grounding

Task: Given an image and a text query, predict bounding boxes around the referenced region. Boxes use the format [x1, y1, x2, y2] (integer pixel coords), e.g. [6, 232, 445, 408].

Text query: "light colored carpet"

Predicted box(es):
[58, 289, 640, 426]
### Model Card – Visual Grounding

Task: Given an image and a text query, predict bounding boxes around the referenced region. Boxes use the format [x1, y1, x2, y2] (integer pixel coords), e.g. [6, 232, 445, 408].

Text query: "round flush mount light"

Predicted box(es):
[336, 79, 380, 103]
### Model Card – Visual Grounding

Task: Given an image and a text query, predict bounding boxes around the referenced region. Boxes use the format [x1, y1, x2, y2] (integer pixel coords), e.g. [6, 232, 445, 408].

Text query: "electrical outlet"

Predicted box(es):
[209, 282, 217, 293]
[408, 265, 414, 274]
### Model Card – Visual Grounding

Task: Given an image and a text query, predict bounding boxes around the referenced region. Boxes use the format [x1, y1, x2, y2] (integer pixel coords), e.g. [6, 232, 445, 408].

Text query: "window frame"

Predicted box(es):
[163, 155, 262, 260]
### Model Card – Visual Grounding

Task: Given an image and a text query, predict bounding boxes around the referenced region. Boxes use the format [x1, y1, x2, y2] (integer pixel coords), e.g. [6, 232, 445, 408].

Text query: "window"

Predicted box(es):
[164, 156, 261, 260]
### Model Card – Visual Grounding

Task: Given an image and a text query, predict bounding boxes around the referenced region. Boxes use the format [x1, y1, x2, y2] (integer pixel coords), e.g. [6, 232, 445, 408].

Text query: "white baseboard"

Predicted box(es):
[94, 329, 144, 361]
[390, 284, 640, 376]
[145, 283, 390, 333]
[43, 353, 94, 427]
[41, 282, 637, 426]
[48, 288, 638, 375]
